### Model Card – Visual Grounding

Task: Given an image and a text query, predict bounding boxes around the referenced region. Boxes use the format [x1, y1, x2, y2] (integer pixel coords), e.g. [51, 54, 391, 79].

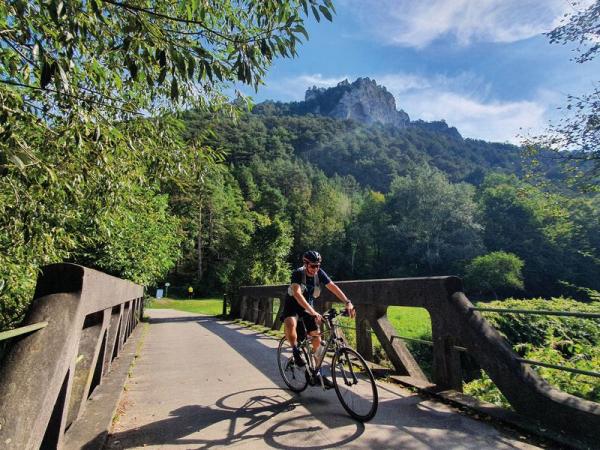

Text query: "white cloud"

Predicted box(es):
[341, 0, 595, 48]
[400, 89, 547, 143]
[381, 72, 550, 143]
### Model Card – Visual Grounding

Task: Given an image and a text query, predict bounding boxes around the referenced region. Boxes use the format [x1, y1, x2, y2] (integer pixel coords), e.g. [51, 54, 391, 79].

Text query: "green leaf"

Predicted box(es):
[301, 0, 308, 16]
[45, 166, 58, 183]
[318, 5, 332, 21]
[40, 60, 55, 88]
[158, 67, 167, 84]
[157, 49, 167, 68]
[311, 5, 320, 22]
[187, 55, 195, 79]
[293, 25, 309, 41]
[9, 153, 25, 170]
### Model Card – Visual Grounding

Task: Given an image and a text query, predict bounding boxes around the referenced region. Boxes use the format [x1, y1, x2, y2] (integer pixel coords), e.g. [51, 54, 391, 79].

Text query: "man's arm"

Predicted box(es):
[291, 283, 322, 322]
[326, 282, 356, 318]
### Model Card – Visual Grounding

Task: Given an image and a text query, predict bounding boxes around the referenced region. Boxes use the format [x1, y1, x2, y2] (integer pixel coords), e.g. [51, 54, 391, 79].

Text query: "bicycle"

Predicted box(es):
[277, 308, 379, 422]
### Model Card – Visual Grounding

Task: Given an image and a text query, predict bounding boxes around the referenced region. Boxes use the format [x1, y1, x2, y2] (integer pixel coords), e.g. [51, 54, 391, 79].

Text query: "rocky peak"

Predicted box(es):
[303, 78, 410, 127]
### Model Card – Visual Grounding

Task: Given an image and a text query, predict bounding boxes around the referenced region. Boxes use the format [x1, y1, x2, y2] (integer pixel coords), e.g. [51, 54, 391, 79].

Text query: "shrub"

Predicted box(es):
[464, 297, 600, 405]
[464, 251, 524, 298]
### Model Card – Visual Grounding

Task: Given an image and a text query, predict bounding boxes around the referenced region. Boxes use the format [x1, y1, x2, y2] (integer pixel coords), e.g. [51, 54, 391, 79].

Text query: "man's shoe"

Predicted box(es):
[320, 375, 335, 390]
[292, 348, 305, 367]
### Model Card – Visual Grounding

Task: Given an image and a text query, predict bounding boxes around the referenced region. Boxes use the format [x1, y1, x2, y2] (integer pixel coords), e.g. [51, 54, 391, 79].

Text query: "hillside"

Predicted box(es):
[186, 78, 526, 192]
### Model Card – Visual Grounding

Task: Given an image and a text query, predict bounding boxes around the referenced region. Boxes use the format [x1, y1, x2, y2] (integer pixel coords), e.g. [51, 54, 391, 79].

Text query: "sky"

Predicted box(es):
[239, 0, 599, 144]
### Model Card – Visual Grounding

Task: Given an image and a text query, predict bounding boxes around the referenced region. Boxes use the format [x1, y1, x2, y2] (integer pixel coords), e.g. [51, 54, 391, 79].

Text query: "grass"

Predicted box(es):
[147, 297, 226, 316]
[386, 306, 432, 340]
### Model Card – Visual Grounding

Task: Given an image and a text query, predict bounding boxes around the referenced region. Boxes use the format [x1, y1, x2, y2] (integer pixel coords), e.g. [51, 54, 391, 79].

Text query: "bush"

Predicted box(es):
[464, 297, 600, 405]
[464, 251, 524, 298]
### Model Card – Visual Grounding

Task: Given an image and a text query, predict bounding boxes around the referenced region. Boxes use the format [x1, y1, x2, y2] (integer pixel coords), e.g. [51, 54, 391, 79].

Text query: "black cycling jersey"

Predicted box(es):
[280, 266, 331, 326]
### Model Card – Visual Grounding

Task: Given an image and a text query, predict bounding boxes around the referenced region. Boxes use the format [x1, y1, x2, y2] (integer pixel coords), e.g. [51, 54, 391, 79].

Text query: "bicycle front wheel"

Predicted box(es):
[331, 347, 378, 421]
[277, 337, 309, 393]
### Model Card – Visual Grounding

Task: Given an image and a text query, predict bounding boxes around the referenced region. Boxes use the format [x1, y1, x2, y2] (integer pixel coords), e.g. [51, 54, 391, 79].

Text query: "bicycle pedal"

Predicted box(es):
[308, 369, 326, 386]
[321, 376, 335, 390]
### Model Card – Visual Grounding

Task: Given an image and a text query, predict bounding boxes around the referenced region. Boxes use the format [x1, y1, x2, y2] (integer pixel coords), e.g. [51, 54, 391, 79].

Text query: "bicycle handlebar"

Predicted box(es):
[323, 308, 350, 320]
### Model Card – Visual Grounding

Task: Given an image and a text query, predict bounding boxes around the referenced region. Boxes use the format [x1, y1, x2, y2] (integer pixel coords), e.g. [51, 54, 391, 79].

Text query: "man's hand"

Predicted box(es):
[312, 311, 323, 324]
[345, 301, 356, 319]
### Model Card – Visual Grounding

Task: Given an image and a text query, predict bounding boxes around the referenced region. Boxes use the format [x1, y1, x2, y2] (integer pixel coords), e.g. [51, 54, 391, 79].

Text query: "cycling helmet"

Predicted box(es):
[302, 250, 322, 264]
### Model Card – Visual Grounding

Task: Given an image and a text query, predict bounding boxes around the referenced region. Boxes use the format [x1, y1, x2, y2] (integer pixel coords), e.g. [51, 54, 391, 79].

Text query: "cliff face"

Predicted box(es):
[253, 77, 463, 140]
[303, 78, 410, 127]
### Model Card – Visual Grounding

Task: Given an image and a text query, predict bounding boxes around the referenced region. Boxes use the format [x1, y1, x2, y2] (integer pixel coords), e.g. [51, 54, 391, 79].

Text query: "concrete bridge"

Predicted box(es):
[0, 264, 598, 449]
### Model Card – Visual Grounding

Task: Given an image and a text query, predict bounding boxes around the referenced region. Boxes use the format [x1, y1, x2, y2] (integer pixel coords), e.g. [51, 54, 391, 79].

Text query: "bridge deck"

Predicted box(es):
[106, 309, 540, 449]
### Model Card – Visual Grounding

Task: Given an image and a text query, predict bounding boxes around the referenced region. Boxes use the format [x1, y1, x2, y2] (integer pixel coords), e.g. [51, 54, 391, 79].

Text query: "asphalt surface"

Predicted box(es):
[105, 309, 541, 449]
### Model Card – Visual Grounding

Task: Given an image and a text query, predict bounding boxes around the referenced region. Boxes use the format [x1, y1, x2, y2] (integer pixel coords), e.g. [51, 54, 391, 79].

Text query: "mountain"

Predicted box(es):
[184, 78, 564, 191]
[254, 77, 463, 140]
[303, 77, 410, 128]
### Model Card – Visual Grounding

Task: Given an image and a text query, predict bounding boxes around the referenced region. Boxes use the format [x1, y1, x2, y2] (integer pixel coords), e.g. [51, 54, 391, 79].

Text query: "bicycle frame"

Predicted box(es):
[279, 308, 378, 421]
[298, 311, 356, 388]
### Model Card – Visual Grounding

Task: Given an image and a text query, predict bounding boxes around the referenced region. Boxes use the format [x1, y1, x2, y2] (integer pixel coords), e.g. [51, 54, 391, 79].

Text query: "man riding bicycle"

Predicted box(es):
[281, 250, 355, 387]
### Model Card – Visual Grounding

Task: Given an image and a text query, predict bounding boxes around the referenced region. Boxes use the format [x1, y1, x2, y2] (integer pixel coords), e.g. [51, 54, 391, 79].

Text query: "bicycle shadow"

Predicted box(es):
[106, 387, 366, 449]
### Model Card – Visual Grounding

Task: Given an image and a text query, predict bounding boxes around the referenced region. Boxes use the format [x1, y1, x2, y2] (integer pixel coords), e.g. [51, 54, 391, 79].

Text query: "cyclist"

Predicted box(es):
[281, 250, 355, 387]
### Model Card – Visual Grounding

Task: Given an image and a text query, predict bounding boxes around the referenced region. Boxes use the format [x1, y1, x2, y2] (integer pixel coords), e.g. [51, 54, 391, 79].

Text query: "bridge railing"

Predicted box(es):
[235, 276, 599, 440]
[0, 263, 143, 450]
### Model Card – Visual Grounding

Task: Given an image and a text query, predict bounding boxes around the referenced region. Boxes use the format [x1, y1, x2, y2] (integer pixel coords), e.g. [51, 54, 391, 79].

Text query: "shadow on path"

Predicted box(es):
[106, 387, 365, 449]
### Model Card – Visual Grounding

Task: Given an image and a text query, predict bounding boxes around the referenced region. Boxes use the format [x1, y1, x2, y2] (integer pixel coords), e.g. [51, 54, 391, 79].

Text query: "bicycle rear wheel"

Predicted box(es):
[277, 337, 309, 392]
[331, 347, 378, 421]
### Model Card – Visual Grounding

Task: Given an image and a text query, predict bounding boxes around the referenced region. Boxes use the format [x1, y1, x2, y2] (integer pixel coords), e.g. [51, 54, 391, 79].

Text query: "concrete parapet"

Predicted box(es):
[0, 264, 143, 449]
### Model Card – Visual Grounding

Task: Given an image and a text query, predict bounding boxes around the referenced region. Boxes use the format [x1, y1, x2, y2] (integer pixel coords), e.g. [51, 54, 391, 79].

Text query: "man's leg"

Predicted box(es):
[284, 316, 305, 367]
[308, 330, 321, 353]
[284, 316, 298, 347]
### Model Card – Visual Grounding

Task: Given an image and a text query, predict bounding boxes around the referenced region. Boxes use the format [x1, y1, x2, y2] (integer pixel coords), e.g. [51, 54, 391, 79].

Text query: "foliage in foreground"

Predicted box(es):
[523, 1, 600, 191]
[0, 0, 332, 330]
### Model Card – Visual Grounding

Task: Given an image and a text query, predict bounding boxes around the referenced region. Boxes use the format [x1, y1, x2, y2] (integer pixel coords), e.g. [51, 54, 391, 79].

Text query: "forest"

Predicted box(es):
[173, 107, 600, 301]
[2, 99, 600, 330]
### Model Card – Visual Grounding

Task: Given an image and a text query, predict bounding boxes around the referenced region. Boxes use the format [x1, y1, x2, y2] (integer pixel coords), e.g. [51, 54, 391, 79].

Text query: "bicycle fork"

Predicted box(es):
[338, 350, 358, 386]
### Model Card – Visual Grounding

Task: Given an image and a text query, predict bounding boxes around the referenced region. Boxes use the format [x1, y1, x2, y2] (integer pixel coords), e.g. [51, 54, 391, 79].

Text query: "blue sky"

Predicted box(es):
[240, 0, 599, 144]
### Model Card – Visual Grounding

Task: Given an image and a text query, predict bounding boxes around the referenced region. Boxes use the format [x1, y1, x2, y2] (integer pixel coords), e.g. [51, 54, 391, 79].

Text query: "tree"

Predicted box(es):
[345, 190, 388, 278]
[381, 164, 483, 276]
[464, 251, 524, 299]
[477, 174, 600, 296]
[1, 0, 334, 169]
[524, 1, 600, 190]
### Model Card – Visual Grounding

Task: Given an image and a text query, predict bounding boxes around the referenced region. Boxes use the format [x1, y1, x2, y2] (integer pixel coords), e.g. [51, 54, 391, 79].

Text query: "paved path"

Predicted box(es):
[106, 309, 540, 449]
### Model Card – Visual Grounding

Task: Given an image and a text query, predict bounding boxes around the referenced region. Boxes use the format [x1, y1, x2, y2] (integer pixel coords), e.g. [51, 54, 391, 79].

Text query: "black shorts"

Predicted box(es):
[281, 295, 318, 340]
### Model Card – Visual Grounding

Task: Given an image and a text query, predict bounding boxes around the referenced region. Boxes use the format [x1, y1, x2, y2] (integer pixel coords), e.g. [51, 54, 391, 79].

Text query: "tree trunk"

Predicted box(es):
[197, 203, 203, 281]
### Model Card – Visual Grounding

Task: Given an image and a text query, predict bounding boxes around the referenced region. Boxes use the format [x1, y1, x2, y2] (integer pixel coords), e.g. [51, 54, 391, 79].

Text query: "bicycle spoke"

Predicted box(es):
[343, 351, 358, 385]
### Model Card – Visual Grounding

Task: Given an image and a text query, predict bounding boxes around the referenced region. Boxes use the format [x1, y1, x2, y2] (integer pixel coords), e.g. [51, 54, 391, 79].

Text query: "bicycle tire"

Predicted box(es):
[277, 337, 309, 393]
[331, 347, 378, 421]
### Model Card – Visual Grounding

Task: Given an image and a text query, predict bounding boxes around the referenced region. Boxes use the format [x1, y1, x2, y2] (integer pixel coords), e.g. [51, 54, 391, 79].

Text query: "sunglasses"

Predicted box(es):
[307, 263, 320, 269]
